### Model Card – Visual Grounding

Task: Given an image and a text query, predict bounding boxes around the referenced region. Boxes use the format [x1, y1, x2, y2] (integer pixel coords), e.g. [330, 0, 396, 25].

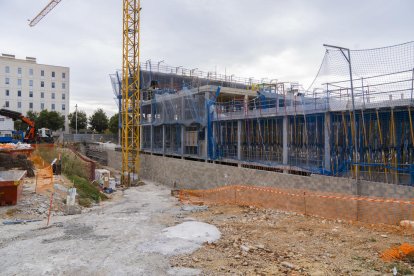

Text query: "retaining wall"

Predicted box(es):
[106, 149, 414, 199]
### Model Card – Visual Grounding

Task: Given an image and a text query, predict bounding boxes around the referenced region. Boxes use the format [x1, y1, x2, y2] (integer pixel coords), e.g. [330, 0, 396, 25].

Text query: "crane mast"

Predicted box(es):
[122, 0, 141, 186]
[29, 0, 142, 186]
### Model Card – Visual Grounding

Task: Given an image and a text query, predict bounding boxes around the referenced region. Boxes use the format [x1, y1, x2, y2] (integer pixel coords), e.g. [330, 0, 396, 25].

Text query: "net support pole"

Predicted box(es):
[411, 68, 414, 104]
[323, 44, 359, 182]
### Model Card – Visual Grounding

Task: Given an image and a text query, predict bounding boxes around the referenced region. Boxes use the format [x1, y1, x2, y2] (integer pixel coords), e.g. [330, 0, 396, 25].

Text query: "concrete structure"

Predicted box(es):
[0, 53, 70, 130]
[106, 60, 414, 197]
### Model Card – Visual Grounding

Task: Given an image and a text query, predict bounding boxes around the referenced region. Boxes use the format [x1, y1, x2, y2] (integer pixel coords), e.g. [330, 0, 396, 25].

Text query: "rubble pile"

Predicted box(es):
[171, 205, 414, 275]
[0, 153, 34, 177]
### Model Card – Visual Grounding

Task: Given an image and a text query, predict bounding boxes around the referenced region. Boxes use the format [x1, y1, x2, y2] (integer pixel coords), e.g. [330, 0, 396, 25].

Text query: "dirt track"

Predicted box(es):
[171, 205, 414, 275]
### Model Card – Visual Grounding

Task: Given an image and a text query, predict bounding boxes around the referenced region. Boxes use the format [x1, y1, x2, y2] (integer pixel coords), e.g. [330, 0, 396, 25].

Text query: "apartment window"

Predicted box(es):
[29, 68, 33, 76]
[52, 92, 55, 99]
[62, 104, 66, 111]
[41, 103, 45, 110]
[5, 78, 9, 85]
[29, 102, 33, 109]
[41, 81, 44, 88]
[18, 79, 22, 86]
[51, 82, 55, 89]
[52, 71, 55, 78]
[62, 93, 66, 100]
[5, 90, 9, 96]
[29, 91, 33, 98]
[18, 90, 21, 97]
[51, 103, 55, 110]
[41, 70, 44, 77]
[29, 80, 33, 87]
[41, 92, 44, 99]
[17, 68, 22, 75]
[5, 101, 9, 108]
[62, 83, 66, 89]
[17, 102, 21, 109]
[62, 72, 66, 79]
[5, 66, 10, 73]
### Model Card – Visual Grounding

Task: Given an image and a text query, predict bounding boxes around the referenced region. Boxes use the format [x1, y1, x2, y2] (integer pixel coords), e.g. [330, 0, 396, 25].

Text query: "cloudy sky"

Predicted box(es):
[0, 0, 413, 116]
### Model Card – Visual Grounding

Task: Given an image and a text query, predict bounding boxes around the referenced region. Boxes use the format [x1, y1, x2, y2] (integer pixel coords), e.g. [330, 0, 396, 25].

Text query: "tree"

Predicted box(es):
[108, 113, 119, 134]
[37, 110, 65, 131]
[68, 110, 88, 131]
[89, 108, 109, 133]
[14, 111, 39, 131]
[13, 110, 64, 132]
[26, 111, 39, 123]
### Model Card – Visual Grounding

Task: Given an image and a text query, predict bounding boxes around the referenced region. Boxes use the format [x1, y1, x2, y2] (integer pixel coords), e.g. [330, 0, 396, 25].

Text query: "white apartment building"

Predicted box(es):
[0, 53, 70, 132]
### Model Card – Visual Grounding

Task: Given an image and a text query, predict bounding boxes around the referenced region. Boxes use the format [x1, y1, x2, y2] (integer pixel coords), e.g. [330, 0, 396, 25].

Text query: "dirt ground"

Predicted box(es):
[3, 175, 414, 275]
[170, 205, 414, 275]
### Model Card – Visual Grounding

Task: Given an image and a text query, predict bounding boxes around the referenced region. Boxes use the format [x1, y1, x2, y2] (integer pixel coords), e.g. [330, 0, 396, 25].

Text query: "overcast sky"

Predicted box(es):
[0, 0, 413, 116]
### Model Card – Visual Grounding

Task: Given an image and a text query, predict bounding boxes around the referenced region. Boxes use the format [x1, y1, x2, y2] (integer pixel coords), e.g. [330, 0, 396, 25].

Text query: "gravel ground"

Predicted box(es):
[170, 205, 414, 275]
[0, 182, 213, 275]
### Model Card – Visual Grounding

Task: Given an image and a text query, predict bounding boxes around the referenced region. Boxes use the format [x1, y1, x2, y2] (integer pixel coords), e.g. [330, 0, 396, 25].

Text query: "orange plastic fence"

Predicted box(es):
[179, 185, 414, 225]
[29, 153, 54, 195]
[381, 243, 414, 261]
[35, 165, 54, 195]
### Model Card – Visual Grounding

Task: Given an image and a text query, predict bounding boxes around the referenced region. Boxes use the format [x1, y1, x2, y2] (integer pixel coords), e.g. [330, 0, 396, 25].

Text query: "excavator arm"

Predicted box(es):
[0, 109, 36, 142]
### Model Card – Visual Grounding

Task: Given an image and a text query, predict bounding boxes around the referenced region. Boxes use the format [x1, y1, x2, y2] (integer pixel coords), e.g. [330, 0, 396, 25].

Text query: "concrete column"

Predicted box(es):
[283, 116, 288, 165]
[181, 125, 185, 156]
[150, 126, 154, 152]
[212, 121, 216, 159]
[237, 120, 242, 160]
[204, 92, 210, 161]
[162, 125, 166, 155]
[244, 94, 249, 115]
[324, 112, 331, 172]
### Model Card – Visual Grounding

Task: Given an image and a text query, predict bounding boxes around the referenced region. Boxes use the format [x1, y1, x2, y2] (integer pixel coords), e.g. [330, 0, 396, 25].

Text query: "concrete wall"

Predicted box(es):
[106, 150, 414, 199]
[108, 149, 122, 171]
[140, 154, 357, 193]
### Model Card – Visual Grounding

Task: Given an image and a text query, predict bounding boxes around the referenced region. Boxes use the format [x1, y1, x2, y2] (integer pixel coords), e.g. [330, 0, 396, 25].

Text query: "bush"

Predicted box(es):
[61, 151, 107, 205]
[68, 174, 107, 203]
[61, 152, 89, 180]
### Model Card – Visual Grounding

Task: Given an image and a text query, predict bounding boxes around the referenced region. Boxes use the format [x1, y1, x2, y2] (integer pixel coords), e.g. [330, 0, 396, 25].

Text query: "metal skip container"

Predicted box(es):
[0, 170, 26, 206]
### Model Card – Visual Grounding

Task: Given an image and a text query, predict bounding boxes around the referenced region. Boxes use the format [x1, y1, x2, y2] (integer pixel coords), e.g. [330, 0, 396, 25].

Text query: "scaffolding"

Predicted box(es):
[111, 41, 414, 186]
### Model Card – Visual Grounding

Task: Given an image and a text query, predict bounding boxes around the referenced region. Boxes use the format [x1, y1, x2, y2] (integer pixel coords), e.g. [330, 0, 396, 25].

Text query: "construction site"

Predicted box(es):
[2, 0, 414, 275]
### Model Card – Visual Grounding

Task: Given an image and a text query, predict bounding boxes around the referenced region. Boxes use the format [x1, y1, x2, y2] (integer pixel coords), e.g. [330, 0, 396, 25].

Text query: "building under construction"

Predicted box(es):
[111, 41, 414, 186]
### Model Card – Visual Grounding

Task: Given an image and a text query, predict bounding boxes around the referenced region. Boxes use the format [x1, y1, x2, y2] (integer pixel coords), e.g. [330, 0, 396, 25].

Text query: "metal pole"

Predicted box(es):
[346, 48, 359, 181]
[411, 68, 414, 104]
[323, 44, 358, 181]
[75, 104, 78, 134]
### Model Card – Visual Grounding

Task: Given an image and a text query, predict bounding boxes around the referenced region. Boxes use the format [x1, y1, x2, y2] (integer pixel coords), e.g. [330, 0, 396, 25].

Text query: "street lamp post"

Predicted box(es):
[323, 44, 358, 181]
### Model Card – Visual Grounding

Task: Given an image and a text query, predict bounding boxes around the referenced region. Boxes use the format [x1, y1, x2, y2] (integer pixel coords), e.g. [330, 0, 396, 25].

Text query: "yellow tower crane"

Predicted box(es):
[29, 0, 141, 187]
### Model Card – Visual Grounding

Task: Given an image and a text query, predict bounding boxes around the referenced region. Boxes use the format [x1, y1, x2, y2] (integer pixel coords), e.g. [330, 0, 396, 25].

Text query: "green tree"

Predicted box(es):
[13, 110, 64, 132]
[14, 111, 39, 131]
[68, 110, 88, 131]
[37, 110, 65, 131]
[26, 111, 39, 124]
[108, 113, 119, 134]
[89, 108, 109, 133]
